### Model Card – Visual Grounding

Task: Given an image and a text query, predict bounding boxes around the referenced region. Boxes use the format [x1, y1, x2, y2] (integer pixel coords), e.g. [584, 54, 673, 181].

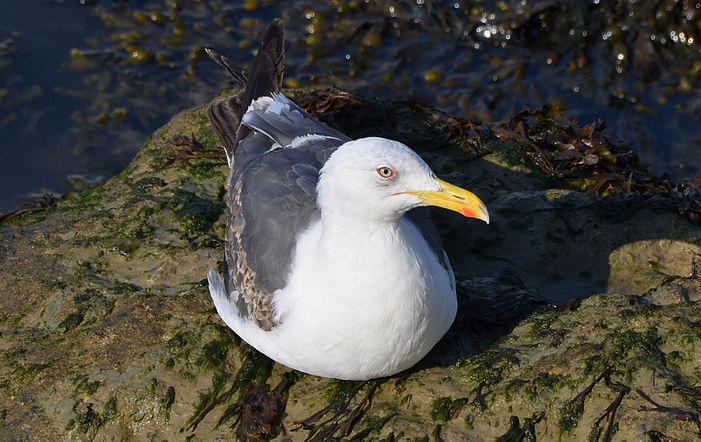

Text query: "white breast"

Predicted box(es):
[263, 216, 457, 379]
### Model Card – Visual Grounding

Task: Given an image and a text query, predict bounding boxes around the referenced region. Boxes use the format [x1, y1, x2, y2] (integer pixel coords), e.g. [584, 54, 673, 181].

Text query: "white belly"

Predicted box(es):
[262, 217, 457, 380]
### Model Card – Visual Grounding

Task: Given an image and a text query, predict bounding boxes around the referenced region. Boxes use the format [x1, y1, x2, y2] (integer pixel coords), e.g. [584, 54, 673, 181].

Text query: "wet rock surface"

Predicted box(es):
[1, 91, 699, 440]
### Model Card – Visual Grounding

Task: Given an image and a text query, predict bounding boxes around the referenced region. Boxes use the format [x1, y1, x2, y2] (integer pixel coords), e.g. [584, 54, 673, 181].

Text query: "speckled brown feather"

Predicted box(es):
[207, 19, 286, 331]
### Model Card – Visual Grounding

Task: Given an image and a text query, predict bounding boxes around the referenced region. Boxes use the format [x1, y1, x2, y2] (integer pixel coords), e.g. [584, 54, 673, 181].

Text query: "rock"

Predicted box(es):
[608, 239, 701, 296]
[1, 91, 699, 440]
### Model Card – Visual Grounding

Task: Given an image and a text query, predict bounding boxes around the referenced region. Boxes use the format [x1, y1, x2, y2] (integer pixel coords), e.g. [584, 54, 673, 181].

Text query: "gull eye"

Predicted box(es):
[376, 166, 395, 179]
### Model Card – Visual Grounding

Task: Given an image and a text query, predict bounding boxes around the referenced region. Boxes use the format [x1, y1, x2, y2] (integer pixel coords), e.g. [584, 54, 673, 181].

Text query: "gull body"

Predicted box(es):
[206, 20, 488, 380]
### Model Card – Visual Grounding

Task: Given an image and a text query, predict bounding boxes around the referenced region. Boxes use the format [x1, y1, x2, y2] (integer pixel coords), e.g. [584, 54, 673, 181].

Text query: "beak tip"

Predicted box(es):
[415, 178, 490, 223]
[481, 205, 490, 225]
[460, 202, 490, 224]
[475, 211, 490, 224]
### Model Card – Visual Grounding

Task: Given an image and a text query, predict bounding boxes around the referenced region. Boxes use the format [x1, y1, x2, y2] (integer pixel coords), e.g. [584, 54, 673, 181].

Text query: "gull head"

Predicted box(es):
[317, 137, 489, 224]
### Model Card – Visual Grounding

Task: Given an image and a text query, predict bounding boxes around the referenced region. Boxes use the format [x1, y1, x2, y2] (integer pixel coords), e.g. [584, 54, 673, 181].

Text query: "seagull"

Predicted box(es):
[205, 19, 489, 381]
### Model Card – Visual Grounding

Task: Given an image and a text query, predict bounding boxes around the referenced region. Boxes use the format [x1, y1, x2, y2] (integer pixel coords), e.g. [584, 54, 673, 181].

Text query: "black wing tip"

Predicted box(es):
[205, 47, 247, 85]
[242, 18, 286, 103]
[262, 18, 285, 41]
[205, 17, 284, 60]
[206, 19, 286, 157]
[205, 18, 285, 88]
[256, 17, 285, 78]
[264, 18, 285, 51]
[204, 47, 227, 67]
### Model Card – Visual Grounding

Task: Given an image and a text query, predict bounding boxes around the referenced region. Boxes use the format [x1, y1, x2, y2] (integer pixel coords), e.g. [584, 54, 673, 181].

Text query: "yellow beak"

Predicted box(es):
[404, 178, 489, 223]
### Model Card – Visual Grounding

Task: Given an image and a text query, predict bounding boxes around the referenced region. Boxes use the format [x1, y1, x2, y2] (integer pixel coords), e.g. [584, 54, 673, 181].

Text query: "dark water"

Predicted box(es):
[0, 2, 107, 210]
[1, 0, 700, 211]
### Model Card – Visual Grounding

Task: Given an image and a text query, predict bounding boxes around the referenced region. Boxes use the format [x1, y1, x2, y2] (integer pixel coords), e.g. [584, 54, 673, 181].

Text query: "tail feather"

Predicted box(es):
[208, 270, 246, 331]
[206, 19, 286, 162]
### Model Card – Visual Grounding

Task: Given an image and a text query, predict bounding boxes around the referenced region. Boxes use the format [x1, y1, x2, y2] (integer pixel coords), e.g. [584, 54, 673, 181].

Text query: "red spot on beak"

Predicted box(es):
[459, 207, 477, 218]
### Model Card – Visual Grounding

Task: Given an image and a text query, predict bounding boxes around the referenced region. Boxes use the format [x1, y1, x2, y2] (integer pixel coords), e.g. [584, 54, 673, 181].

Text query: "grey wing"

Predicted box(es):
[242, 93, 350, 149]
[206, 19, 353, 331]
[212, 92, 349, 331]
[231, 92, 352, 309]
[222, 93, 349, 330]
[226, 140, 344, 331]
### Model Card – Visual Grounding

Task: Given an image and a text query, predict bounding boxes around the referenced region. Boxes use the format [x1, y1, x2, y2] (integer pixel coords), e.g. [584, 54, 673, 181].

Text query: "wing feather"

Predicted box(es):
[242, 93, 350, 148]
[206, 21, 349, 330]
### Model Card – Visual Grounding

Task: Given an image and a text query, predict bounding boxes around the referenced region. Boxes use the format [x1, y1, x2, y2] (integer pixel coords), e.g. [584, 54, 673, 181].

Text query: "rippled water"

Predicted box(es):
[1, 0, 699, 211]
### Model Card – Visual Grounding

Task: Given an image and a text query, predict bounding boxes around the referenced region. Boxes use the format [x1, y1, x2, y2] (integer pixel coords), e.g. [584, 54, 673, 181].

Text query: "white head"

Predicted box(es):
[317, 137, 489, 224]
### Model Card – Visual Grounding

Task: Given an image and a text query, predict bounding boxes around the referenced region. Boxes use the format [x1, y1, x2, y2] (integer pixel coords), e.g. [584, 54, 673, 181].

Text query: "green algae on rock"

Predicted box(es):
[1, 91, 700, 440]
